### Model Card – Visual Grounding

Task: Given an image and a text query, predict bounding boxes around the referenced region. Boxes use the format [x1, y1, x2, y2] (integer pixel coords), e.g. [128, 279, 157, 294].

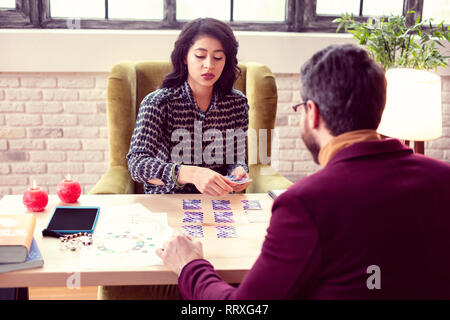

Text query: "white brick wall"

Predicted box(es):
[274, 73, 322, 181]
[0, 72, 449, 198]
[0, 73, 108, 196]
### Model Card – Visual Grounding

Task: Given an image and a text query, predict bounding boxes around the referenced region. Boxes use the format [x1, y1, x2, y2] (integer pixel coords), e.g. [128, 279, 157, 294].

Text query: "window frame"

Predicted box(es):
[297, 0, 424, 32]
[38, 0, 294, 31]
[37, 0, 180, 29]
[0, 0, 429, 32]
[0, 0, 40, 28]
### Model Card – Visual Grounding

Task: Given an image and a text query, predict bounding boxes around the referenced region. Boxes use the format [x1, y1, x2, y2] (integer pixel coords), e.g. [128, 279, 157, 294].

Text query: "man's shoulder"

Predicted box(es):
[409, 154, 450, 182]
[273, 172, 325, 208]
[412, 153, 450, 168]
[281, 150, 450, 202]
[287, 168, 332, 192]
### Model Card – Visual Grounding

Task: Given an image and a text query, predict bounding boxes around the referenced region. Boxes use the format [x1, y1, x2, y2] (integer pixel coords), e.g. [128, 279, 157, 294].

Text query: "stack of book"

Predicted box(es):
[0, 214, 44, 273]
[268, 189, 287, 199]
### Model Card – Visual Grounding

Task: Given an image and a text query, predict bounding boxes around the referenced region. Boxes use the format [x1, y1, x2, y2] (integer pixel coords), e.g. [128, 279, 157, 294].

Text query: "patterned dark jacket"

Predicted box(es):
[127, 81, 249, 194]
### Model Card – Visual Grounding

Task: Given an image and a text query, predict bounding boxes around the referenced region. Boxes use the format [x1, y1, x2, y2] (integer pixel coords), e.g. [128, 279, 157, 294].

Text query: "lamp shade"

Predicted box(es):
[377, 68, 442, 141]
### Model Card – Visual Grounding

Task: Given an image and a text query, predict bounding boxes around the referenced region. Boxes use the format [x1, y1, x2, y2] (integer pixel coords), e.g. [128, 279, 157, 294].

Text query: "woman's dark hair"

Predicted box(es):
[161, 17, 240, 95]
[300, 44, 387, 136]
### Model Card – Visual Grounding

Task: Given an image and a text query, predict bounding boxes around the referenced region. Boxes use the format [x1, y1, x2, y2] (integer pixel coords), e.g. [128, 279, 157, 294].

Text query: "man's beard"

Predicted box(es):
[301, 125, 321, 165]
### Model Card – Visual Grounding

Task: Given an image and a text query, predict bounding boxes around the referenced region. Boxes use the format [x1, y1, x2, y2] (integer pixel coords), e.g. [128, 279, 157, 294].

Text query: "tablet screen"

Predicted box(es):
[47, 206, 100, 233]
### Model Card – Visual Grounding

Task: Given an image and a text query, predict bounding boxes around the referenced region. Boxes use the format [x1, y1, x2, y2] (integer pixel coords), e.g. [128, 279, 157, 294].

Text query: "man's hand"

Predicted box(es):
[155, 232, 204, 276]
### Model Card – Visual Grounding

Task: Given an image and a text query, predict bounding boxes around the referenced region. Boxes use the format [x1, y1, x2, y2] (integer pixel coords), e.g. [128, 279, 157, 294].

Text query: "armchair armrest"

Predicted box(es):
[89, 166, 134, 195]
[247, 164, 293, 194]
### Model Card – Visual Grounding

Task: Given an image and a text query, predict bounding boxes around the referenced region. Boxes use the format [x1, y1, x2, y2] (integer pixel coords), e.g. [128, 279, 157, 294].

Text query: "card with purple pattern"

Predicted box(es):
[183, 211, 204, 224]
[183, 199, 202, 210]
[241, 200, 262, 210]
[212, 199, 232, 211]
[182, 225, 204, 238]
[216, 225, 237, 238]
[214, 211, 234, 223]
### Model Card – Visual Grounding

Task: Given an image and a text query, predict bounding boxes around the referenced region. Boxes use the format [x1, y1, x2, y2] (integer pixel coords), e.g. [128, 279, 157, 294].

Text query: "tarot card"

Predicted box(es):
[241, 199, 262, 210]
[183, 199, 202, 210]
[182, 225, 204, 238]
[216, 225, 237, 238]
[214, 211, 234, 223]
[182, 211, 204, 224]
[212, 199, 232, 211]
[245, 211, 270, 223]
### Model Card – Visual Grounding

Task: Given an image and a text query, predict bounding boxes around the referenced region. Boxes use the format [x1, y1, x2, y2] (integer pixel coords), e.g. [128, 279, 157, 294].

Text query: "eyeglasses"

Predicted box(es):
[292, 102, 307, 112]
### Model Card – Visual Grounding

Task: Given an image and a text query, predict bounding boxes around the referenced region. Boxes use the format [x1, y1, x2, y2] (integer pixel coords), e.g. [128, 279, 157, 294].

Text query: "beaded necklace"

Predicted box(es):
[59, 232, 93, 251]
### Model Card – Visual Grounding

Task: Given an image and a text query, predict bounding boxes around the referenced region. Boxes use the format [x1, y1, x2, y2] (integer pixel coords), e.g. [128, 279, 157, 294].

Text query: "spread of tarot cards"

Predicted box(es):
[180, 198, 264, 238]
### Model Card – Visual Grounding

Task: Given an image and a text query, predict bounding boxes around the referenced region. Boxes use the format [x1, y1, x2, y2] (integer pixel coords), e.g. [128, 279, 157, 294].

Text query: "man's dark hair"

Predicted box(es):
[300, 44, 387, 136]
[161, 18, 240, 95]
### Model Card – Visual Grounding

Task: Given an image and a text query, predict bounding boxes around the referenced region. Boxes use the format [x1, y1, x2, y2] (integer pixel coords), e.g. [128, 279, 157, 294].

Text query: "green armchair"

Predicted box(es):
[89, 61, 292, 195]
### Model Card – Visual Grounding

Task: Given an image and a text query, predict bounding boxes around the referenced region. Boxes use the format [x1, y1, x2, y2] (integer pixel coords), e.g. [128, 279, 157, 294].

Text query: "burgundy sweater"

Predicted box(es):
[178, 139, 450, 299]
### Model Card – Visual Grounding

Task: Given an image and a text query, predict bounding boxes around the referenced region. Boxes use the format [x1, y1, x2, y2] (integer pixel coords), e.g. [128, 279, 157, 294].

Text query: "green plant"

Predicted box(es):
[333, 11, 450, 70]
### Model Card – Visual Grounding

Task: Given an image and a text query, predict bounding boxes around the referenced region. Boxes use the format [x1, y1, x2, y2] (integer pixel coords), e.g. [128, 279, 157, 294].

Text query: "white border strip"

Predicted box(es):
[0, 29, 449, 75]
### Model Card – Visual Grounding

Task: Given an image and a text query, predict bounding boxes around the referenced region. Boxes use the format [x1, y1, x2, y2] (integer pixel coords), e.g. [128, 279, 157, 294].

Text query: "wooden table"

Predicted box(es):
[0, 193, 273, 288]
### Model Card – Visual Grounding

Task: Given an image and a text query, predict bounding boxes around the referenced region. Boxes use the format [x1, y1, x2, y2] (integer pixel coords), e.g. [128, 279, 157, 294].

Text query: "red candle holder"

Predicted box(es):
[23, 180, 49, 212]
[57, 174, 81, 203]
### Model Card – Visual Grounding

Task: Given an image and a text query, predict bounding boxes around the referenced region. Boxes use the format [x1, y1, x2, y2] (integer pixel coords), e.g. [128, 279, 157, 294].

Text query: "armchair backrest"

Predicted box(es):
[105, 61, 278, 193]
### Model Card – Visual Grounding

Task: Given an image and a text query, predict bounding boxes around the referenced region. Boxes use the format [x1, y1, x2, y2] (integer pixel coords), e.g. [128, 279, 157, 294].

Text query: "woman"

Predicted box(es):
[127, 17, 251, 196]
[100, 18, 250, 299]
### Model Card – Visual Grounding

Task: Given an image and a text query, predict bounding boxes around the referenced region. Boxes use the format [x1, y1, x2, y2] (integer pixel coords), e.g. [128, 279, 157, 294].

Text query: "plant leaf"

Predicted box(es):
[331, 11, 448, 70]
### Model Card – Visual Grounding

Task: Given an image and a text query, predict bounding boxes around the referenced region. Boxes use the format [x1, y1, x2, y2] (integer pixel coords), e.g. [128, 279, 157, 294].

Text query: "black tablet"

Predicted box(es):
[46, 206, 100, 234]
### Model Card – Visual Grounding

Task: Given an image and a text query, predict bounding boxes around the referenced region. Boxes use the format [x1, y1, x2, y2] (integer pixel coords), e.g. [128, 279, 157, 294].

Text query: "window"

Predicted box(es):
[176, 0, 230, 21]
[316, 0, 360, 16]
[299, 0, 449, 32]
[0, 0, 448, 31]
[50, 0, 105, 19]
[233, 0, 286, 22]
[316, 0, 403, 17]
[176, 0, 286, 26]
[361, 0, 403, 17]
[49, 0, 164, 20]
[0, 0, 15, 9]
[422, 0, 450, 23]
[0, 0, 40, 28]
[108, 0, 164, 20]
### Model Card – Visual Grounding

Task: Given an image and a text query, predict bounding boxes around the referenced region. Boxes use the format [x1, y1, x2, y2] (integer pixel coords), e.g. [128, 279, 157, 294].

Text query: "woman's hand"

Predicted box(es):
[230, 166, 251, 193]
[147, 178, 164, 185]
[178, 166, 236, 196]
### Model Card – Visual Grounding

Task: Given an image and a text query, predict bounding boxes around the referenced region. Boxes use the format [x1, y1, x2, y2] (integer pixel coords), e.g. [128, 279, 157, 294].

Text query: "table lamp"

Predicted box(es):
[377, 68, 442, 154]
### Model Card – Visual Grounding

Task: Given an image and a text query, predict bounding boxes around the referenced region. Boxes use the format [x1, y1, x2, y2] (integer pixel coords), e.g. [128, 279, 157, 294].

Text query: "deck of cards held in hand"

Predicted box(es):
[225, 175, 252, 185]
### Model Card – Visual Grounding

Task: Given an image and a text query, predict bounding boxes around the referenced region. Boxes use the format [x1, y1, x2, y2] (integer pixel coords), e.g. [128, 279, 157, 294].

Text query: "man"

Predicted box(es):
[156, 44, 450, 299]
